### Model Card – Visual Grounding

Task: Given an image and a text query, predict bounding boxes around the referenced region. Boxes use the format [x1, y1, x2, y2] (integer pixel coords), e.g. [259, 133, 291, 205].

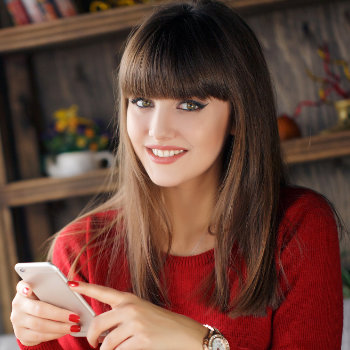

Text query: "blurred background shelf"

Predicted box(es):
[0, 0, 345, 54]
[283, 130, 350, 164]
[0, 168, 114, 207]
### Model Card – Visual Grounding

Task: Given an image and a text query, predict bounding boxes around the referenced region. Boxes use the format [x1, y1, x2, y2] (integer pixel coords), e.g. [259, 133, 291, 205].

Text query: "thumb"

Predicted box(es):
[16, 281, 38, 300]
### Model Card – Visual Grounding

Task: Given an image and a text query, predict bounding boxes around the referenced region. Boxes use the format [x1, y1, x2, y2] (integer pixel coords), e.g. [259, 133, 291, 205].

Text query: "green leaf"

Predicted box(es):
[344, 286, 350, 298]
[342, 268, 350, 287]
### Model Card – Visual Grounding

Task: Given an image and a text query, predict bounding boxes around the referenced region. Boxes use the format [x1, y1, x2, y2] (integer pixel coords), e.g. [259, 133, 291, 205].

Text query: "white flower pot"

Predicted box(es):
[45, 150, 113, 178]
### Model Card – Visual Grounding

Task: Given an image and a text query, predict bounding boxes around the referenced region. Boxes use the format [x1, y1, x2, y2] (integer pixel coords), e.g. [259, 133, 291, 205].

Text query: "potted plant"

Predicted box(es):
[42, 105, 113, 177]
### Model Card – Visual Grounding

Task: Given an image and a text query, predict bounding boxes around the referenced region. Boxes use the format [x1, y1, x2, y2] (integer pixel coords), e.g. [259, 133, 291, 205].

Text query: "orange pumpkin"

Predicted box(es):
[277, 114, 301, 141]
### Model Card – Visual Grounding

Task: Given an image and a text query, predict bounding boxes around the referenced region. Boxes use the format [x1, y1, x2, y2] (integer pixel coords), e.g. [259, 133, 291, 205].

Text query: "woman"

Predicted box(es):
[11, 0, 344, 349]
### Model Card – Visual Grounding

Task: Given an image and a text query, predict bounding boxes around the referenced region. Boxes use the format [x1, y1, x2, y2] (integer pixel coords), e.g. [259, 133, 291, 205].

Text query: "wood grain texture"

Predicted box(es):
[0, 0, 346, 54]
[0, 168, 115, 207]
[282, 130, 350, 163]
[246, 1, 350, 256]
[0, 134, 18, 333]
[3, 54, 52, 260]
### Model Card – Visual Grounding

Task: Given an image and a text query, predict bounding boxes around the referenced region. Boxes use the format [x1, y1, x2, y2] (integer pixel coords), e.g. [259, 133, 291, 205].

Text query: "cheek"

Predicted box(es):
[126, 113, 144, 149]
[193, 118, 229, 153]
[126, 114, 135, 144]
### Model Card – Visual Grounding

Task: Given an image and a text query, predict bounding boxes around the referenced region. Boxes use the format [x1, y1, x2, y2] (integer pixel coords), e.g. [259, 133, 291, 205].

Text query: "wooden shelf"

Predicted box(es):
[282, 129, 350, 164]
[0, 0, 341, 54]
[0, 168, 115, 207]
[0, 130, 349, 207]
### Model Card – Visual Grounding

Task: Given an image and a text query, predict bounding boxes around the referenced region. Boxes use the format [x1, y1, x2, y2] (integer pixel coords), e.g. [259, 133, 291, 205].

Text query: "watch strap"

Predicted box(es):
[202, 324, 230, 350]
[202, 324, 221, 350]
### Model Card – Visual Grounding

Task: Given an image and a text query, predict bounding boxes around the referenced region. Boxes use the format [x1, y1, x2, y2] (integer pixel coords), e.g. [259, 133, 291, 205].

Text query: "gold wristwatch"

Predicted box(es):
[202, 324, 230, 350]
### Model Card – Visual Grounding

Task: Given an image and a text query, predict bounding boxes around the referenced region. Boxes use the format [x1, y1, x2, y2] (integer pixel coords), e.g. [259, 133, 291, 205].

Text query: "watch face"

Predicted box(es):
[210, 334, 230, 350]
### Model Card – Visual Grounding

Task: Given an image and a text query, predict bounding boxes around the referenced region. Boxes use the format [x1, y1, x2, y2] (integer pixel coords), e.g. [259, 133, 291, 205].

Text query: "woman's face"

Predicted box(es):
[126, 96, 232, 188]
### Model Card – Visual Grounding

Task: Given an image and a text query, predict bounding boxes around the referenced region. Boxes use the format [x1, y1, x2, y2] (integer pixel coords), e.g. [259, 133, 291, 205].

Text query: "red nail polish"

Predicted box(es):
[67, 281, 79, 287]
[69, 314, 80, 323]
[22, 287, 29, 295]
[70, 325, 81, 333]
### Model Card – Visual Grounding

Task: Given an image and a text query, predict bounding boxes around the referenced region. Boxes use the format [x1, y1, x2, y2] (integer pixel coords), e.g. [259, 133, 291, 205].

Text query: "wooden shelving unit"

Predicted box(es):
[0, 0, 343, 54]
[0, 0, 348, 334]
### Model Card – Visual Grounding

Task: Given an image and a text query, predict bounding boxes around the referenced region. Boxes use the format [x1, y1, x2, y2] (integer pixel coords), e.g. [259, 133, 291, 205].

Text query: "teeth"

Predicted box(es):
[151, 149, 184, 157]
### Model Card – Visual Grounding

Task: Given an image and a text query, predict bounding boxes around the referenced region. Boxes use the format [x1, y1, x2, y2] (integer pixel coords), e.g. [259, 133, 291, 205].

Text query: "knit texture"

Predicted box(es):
[17, 186, 343, 349]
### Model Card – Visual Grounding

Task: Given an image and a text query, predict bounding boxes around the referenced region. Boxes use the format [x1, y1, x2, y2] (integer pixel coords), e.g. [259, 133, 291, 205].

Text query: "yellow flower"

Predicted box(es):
[54, 105, 78, 122]
[319, 88, 326, 101]
[115, 0, 135, 6]
[55, 120, 67, 132]
[68, 116, 79, 133]
[76, 137, 87, 148]
[100, 136, 109, 146]
[89, 143, 98, 151]
[85, 128, 95, 138]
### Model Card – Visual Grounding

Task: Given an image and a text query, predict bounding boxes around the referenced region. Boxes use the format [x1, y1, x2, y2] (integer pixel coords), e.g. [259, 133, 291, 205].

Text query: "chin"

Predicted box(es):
[147, 174, 185, 188]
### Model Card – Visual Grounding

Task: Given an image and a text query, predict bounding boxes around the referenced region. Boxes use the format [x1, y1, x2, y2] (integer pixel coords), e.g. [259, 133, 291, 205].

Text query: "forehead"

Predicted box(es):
[119, 14, 231, 102]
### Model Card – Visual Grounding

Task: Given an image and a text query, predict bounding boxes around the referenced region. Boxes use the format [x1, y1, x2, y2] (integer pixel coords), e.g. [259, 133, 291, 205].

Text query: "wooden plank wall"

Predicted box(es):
[246, 1, 350, 261]
[3, 54, 52, 262]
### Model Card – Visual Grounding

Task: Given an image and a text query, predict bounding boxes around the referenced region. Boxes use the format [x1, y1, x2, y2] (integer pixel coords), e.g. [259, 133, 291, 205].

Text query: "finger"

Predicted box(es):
[15, 327, 65, 347]
[19, 295, 81, 324]
[87, 309, 121, 348]
[68, 280, 131, 307]
[110, 334, 138, 350]
[16, 313, 75, 335]
[16, 281, 38, 300]
[99, 325, 132, 350]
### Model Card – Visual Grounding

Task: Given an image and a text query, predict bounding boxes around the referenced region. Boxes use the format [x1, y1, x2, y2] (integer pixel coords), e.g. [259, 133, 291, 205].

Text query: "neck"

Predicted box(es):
[162, 176, 218, 255]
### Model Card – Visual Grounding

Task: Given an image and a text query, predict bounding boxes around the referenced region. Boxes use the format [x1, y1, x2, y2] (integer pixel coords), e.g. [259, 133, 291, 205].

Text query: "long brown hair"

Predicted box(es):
[49, 0, 291, 317]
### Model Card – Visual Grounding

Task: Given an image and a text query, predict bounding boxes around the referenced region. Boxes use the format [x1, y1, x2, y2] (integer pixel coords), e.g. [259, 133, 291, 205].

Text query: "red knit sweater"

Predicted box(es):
[17, 186, 343, 349]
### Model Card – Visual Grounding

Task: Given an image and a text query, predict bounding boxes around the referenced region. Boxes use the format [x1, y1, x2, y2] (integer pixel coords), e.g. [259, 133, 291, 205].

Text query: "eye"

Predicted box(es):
[178, 100, 207, 111]
[130, 98, 153, 108]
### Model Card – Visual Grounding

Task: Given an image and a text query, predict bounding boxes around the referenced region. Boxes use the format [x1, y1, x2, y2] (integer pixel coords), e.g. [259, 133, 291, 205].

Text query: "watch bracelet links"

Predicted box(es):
[202, 324, 221, 350]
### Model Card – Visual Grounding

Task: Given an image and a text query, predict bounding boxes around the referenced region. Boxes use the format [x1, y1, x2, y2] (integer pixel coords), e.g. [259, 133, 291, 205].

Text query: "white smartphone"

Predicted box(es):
[15, 262, 95, 337]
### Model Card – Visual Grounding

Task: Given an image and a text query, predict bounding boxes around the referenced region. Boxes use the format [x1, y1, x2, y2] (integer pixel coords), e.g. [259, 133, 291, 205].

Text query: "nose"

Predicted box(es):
[148, 105, 176, 140]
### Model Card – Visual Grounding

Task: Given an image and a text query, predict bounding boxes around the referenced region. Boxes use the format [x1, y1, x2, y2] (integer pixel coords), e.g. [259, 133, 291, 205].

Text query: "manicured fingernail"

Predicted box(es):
[22, 287, 29, 295]
[67, 281, 79, 287]
[98, 335, 105, 343]
[70, 325, 81, 333]
[69, 314, 80, 323]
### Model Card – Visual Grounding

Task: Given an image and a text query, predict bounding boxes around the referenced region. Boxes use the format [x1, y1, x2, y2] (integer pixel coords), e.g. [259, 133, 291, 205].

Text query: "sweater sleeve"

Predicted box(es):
[17, 217, 94, 350]
[271, 197, 343, 349]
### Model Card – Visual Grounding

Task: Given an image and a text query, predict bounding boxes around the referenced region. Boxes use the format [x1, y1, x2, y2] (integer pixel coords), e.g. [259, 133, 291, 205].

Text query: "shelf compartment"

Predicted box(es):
[0, 0, 342, 54]
[0, 130, 349, 207]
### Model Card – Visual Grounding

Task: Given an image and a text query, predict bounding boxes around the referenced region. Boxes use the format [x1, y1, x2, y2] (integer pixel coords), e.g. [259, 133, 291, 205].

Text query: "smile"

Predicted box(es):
[151, 149, 184, 157]
[145, 147, 187, 164]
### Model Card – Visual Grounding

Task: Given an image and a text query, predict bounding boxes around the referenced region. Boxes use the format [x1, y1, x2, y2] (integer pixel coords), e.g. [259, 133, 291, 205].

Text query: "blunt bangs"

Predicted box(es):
[119, 3, 233, 101]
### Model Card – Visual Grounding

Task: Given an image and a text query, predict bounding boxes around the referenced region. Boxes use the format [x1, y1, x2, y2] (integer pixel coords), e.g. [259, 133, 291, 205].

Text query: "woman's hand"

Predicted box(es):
[68, 281, 207, 350]
[11, 281, 81, 346]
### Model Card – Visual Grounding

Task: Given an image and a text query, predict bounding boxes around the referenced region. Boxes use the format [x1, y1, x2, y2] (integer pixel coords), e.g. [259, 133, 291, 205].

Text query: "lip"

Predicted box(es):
[145, 145, 188, 151]
[145, 147, 187, 164]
